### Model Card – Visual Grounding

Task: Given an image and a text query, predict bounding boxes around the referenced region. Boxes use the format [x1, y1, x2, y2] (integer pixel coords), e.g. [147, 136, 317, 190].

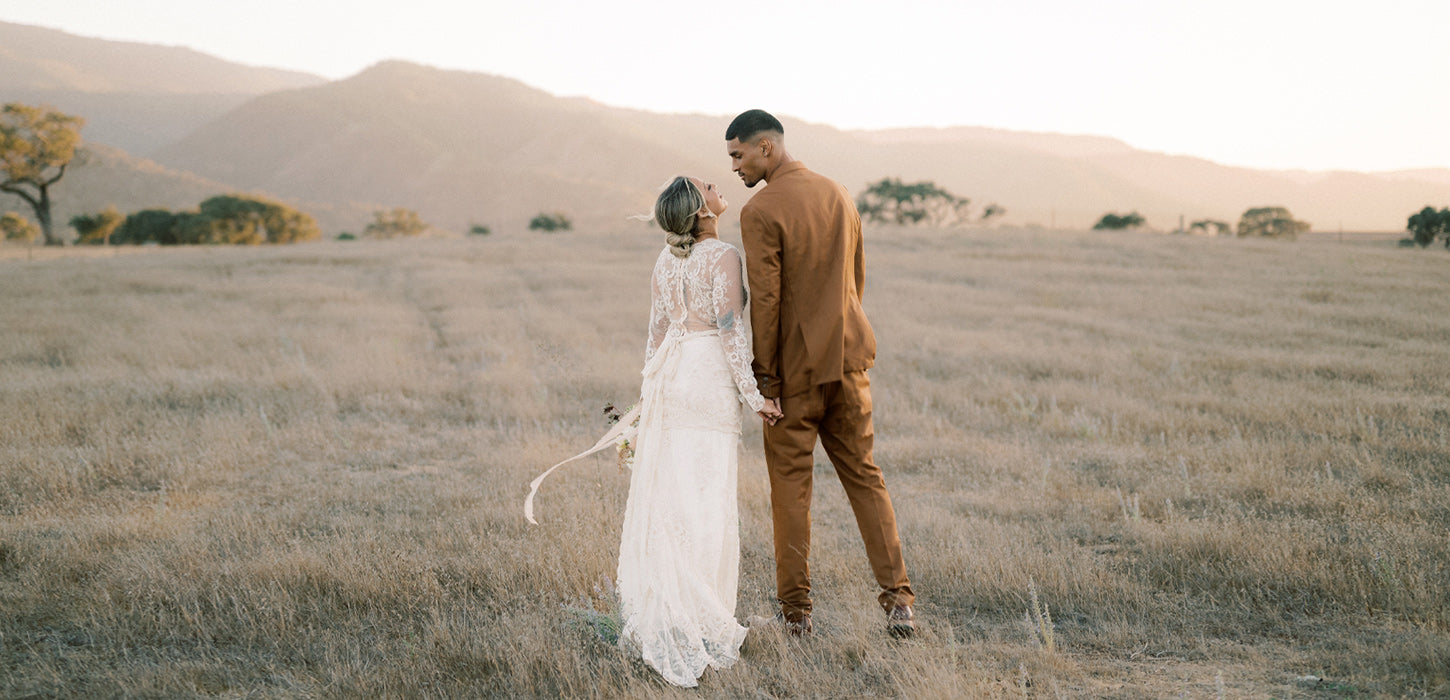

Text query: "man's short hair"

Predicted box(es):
[726, 109, 784, 142]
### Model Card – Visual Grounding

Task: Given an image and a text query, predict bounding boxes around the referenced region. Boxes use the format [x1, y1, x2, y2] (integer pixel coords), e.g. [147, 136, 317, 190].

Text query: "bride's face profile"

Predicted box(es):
[690, 177, 727, 217]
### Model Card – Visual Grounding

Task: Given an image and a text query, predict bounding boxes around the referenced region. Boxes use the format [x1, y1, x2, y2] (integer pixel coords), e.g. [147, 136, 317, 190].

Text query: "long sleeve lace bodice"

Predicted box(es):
[645, 239, 766, 413]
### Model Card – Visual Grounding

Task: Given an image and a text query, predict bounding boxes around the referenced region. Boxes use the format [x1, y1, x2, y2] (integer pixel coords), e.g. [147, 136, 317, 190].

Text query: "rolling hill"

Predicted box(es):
[4, 21, 1449, 238]
[0, 22, 356, 234]
[153, 60, 1450, 233]
[0, 20, 325, 155]
[152, 61, 725, 233]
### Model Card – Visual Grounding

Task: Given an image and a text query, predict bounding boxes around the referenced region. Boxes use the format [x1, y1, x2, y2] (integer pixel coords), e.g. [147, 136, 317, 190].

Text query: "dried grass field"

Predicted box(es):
[2, 227, 1448, 698]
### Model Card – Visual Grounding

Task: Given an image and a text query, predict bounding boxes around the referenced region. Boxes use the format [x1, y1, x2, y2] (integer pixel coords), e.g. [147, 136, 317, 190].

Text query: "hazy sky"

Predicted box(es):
[4, 0, 1447, 172]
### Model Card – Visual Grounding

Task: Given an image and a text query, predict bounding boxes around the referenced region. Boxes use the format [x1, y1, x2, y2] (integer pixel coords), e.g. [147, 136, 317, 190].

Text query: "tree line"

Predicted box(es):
[853, 176, 1324, 240]
[0, 102, 324, 246]
[6, 101, 1447, 247]
[854, 177, 1449, 245]
[92, 196, 320, 245]
[0, 102, 521, 245]
[1092, 207, 1311, 238]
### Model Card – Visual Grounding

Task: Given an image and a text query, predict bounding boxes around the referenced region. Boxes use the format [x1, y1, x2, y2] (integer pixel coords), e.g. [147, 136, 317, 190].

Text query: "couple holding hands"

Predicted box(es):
[531, 109, 915, 688]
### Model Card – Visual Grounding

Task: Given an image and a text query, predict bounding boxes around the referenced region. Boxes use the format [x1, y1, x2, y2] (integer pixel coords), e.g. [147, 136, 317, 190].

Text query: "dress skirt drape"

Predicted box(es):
[615, 329, 747, 688]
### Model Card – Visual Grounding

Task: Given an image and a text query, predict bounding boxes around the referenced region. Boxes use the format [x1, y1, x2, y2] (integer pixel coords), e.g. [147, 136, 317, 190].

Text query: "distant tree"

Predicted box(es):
[469, 224, 491, 236]
[113, 208, 187, 245]
[70, 206, 124, 245]
[1237, 206, 1309, 239]
[108, 197, 319, 246]
[980, 203, 1006, 222]
[1187, 219, 1232, 236]
[192, 194, 320, 244]
[856, 178, 971, 226]
[1093, 211, 1145, 230]
[336, 232, 357, 241]
[1, 211, 39, 242]
[364, 208, 429, 238]
[1406, 206, 1450, 248]
[0, 103, 84, 246]
[529, 212, 572, 232]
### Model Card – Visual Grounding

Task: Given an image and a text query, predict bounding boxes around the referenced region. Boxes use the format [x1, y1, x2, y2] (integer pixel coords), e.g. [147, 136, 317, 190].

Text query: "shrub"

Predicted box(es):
[70, 206, 125, 245]
[113, 208, 187, 245]
[364, 208, 429, 239]
[529, 213, 572, 232]
[193, 195, 321, 244]
[336, 232, 357, 241]
[469, 224, 491, 236]
[1, 211, 39, 242]
[109, 197, 320, 246]
[1093, 212, 1145, 230]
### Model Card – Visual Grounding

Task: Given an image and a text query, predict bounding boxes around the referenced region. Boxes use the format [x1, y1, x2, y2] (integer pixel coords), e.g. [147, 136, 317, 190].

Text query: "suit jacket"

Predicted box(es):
[740, 161, 876, 398]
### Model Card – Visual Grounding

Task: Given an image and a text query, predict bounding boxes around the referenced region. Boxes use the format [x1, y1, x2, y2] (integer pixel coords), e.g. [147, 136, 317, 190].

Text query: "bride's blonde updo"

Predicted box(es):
[654, 176, 706, 258]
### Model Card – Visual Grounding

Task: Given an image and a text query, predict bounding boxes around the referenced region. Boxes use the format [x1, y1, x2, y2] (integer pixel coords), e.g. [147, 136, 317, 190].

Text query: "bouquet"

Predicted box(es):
[602, 401, 639, 471]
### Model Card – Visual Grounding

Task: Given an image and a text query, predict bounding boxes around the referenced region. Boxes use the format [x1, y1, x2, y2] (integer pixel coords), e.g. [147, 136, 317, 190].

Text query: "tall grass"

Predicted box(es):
[2, 227, 1447, 697]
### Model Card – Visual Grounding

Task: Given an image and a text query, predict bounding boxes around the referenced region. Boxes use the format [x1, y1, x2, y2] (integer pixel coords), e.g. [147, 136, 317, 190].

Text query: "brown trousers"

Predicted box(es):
[763, 369, 914, 618]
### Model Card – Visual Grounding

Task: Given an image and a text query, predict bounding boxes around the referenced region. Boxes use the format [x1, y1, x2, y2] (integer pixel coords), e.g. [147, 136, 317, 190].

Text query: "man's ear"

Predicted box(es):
[759, 137, 772, 157]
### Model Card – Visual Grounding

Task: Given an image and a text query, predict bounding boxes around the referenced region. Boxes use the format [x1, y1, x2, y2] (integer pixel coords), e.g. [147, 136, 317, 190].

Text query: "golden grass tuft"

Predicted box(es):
[2, 228, 1448, 696]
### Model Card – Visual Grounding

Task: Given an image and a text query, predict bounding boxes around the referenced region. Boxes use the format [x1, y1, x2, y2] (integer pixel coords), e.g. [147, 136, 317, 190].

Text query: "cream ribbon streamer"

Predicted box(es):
[523, 402, 638, 525]
[523, 329, 715, 525]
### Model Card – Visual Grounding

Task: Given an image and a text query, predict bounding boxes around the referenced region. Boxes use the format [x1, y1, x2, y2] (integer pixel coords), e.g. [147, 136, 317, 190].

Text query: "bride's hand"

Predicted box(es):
[757, 398, 783, 426]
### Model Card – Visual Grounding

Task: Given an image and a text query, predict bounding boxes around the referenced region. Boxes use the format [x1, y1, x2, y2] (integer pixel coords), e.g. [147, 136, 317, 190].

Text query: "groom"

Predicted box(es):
[726, 109, 916, 637]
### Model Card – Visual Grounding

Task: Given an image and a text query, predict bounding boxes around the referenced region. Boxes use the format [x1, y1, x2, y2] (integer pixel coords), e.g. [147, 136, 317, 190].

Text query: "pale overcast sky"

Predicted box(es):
[3, 0, 1446, 172]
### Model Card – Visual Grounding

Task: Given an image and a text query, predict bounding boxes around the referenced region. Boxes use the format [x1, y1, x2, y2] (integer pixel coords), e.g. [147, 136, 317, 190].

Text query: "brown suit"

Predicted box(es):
[740, 161, 914, 619]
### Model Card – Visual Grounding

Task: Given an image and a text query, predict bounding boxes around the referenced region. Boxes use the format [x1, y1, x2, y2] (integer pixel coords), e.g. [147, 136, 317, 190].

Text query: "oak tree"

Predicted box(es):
[1236, 207, 1309, 239]
[0, 104, 84, 246]
[857, 178, 971, 226]
[1406, 206, 1450, 248]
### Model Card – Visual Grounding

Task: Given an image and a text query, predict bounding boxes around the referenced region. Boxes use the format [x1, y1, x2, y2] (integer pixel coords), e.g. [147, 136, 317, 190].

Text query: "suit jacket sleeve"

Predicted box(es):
[853, 209, 866, 302]
[741, 206, 782, 399]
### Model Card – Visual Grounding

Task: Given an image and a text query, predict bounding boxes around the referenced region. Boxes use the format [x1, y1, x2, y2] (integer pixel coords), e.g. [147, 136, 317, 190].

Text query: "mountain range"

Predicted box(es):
[3, 20, 1447, 237]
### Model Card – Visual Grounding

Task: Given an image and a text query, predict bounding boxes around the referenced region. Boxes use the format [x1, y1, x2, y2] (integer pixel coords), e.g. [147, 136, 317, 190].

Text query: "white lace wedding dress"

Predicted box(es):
[616, 238, 766, 688]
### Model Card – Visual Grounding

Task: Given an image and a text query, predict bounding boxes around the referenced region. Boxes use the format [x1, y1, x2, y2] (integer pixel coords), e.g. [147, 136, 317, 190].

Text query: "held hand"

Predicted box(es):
[757, 398, 783, 426]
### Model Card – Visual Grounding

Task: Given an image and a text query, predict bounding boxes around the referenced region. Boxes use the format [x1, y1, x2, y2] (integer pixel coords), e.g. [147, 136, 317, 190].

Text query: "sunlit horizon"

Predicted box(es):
[3, 0, 1448, 173]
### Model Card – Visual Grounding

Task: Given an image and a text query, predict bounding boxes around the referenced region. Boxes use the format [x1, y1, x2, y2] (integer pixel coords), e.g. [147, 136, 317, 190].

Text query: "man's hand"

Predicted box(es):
[757, 397, 783, 426]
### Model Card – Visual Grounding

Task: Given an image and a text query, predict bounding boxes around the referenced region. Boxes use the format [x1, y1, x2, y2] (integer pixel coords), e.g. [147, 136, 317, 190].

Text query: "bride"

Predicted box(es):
[614, 176, 782, 687]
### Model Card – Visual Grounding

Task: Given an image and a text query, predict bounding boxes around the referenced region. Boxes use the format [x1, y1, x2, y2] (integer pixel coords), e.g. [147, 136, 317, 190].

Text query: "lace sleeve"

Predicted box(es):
[645, 253, 670, 362]
[712, 245, 766, 412]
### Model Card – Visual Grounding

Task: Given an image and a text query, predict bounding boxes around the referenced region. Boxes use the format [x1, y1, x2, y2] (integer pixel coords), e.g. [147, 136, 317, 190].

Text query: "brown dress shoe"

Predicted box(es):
[887, 604, 916, 638]
[776, 611, 813, 637]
